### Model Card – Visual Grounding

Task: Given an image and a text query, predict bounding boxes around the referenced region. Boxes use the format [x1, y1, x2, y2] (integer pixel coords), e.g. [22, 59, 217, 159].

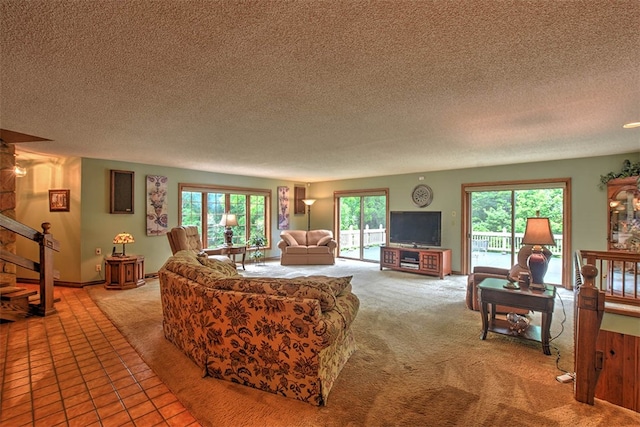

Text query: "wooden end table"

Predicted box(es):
[104, 255, 145, 290]
[478, 277, 556, 355]
[211, 245, 247, 270]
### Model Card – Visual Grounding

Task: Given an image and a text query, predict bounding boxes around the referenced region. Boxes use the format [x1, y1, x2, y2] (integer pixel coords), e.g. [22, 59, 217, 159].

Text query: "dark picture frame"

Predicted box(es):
[49, 189, 70, 212]
[110, 170, 135, 214]
[294, 185, 306, 215]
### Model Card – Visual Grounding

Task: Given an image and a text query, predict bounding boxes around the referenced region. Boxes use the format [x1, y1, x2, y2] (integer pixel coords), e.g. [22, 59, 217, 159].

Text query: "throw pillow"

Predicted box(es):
[282, 234, 298, 246]
[316, 236, 333, 246]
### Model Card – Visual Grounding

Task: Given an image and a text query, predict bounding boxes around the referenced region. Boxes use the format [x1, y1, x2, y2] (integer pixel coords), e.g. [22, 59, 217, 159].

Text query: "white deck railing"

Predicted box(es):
[471, 231, 563, 256]
[339, 226, 386, 249]
[338, 227, 563, 256]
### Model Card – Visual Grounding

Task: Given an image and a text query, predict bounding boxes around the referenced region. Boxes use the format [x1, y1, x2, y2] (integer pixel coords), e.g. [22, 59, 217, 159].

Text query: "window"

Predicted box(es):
[179, 183, 271, 248]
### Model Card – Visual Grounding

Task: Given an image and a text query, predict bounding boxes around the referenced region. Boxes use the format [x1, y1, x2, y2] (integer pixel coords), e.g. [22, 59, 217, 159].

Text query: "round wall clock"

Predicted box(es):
[411, 184, 433, 207]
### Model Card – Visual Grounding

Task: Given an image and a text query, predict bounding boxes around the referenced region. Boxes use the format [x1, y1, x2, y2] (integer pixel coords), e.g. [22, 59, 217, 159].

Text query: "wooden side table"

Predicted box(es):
[478, 277, 556, 355]
[104, 255, 145, 290]
[211, 245, 247, 270]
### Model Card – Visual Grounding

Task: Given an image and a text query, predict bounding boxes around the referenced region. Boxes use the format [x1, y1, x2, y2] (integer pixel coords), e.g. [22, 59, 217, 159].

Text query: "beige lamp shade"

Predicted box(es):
[521, 217, 555, 246]
[302, 199, 316, 206]
[219, 213, 238, 227]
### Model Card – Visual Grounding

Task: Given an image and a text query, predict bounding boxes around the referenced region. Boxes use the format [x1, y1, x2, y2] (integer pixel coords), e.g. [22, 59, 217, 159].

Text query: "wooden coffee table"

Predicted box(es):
[478, 278, 556, 355]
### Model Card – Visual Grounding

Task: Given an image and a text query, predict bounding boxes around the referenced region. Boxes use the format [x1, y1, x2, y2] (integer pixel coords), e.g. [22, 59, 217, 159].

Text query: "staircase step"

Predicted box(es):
[1, 288, 38, 300]
[0, 286, 23, 295]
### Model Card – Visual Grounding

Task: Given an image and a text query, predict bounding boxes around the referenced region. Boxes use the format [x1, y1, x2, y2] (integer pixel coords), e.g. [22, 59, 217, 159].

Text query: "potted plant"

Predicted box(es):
[599, 159, 640, 189]
[246, 234, 267, 264]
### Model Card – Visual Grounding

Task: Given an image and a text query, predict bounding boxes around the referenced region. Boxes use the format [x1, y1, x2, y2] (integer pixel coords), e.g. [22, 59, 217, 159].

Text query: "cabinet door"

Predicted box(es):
[381, 248, 398, 267]
[607, 177, 640, 251]
[420, 252, 441, 274]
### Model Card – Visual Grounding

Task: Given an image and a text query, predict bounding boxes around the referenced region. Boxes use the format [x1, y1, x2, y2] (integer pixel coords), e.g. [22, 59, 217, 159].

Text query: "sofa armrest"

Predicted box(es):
[277, 239, 288, 250]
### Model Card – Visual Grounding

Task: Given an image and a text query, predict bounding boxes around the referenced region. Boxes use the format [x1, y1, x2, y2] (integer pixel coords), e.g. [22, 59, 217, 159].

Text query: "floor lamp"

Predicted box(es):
[302, 199, 316, 231]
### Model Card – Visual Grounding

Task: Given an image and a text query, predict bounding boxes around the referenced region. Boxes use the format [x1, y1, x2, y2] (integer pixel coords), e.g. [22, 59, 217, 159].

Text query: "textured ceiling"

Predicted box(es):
[1, 1, 639, 182]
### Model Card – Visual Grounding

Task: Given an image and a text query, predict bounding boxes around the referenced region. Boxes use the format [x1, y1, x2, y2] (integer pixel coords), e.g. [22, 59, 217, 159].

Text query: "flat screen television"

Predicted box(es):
[389, 211, 442, 247]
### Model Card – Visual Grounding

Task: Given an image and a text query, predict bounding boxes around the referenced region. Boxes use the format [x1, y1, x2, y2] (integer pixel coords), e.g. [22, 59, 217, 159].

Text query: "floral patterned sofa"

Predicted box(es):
[158, 250, 360, 405]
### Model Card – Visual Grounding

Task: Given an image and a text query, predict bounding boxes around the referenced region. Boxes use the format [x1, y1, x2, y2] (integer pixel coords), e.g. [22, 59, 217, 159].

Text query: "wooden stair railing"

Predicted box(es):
[0, 214, 60, 316]
[574, 251, 606, 405]
[578, 249, 640, 308]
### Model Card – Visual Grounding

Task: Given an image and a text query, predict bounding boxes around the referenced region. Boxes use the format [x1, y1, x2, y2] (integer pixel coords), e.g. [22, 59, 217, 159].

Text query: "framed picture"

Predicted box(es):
[49, 189, 70, 212]
[110, 170, 134, 214]
[294, 185, 306, 214]
[277, 186, 290, 230]
[146, 175, 168, 236]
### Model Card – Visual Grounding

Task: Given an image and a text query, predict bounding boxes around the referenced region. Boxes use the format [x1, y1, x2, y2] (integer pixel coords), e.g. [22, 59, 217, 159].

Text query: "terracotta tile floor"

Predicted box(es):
[0, 285, 200, 426]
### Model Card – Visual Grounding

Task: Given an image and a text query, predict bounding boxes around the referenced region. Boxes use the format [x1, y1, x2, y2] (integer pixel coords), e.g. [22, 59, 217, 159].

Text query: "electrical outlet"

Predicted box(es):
[95, 247, 102, 255]
[95, 264, 102, 272]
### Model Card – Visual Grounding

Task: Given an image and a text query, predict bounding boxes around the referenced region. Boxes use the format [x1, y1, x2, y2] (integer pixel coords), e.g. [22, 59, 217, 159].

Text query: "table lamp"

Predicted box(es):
[521, 216, 555, 290]
[113, 232, 135, 256]
[219, 213, 238, 246]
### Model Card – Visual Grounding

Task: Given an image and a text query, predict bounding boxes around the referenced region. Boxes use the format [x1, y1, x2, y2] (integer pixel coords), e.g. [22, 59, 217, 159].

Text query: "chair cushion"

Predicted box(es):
[286, 246, 309, 254]
[308, 245, 331, 254]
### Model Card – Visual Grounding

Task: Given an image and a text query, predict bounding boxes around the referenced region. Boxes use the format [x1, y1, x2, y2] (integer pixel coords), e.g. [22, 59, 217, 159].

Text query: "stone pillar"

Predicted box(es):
[0, 142, 17, 287]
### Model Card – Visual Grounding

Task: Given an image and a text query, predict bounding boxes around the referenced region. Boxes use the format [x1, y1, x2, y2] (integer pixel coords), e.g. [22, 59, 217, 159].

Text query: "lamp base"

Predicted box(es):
[527, 246, 549, 291]
[224, 227, 234, 246]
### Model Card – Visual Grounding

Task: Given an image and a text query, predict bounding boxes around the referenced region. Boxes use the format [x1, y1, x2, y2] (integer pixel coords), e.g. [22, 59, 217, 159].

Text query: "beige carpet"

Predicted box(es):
[87, 258, 640, 426]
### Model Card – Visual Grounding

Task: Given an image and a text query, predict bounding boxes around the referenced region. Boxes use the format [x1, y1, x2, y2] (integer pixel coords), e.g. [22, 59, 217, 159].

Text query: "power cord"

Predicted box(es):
[548, 290, 572, 375]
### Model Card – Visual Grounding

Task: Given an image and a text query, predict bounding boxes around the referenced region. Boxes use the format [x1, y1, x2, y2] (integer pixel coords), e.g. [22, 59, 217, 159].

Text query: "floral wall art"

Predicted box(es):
[278, 186, 290, 230]
[147, 175, 168, 236]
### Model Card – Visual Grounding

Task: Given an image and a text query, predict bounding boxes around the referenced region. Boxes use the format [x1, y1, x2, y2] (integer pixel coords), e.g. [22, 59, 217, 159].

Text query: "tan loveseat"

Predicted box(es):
[158, 250, 360, 405]
[277, 229, 337, 265]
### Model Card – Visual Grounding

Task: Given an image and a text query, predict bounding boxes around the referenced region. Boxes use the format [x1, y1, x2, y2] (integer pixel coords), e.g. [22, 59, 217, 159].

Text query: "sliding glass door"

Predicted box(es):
[464, 180, 570, 287]
[335, 190, 388, 262]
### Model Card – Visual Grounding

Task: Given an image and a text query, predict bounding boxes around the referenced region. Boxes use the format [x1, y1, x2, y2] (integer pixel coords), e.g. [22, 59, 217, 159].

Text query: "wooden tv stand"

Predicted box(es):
[380, 246, 452, 279]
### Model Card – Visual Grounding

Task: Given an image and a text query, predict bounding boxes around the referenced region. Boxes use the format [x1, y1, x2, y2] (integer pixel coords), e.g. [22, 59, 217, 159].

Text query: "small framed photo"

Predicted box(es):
[49, 189, 70, 212]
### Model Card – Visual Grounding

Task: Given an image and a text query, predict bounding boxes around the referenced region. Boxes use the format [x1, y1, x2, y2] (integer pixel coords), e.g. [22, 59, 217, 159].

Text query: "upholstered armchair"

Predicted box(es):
[166, 226, 234, 264]
[466, 245, 552, 314]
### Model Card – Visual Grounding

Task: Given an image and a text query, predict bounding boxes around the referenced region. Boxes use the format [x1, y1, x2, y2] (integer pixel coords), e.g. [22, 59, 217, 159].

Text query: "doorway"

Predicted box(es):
[462, 179, 571, 288]
[335, 190, 388, 262]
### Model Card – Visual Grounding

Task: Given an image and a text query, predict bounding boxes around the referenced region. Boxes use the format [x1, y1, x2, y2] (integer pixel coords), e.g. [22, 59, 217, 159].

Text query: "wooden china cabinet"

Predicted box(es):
[607, 176, 640, 252]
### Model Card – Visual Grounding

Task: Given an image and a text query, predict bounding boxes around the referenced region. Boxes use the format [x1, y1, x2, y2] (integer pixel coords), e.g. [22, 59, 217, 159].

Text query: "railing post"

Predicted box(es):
[36, 222, 57, 316]
[574, 264, 605, 405]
